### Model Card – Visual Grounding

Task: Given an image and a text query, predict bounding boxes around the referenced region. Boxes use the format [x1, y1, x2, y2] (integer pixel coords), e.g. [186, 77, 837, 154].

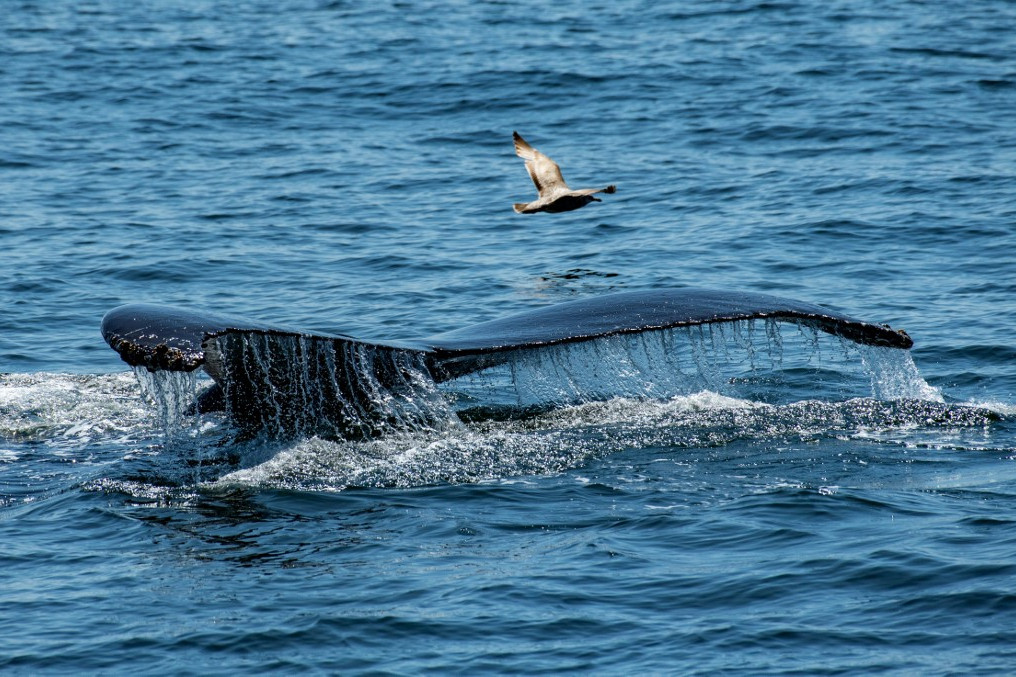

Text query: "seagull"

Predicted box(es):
[512, 131, 616, 214]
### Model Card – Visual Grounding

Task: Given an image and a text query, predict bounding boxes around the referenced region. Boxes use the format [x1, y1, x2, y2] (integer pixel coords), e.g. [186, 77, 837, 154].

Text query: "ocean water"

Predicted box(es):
[3, 0, 1016, 672]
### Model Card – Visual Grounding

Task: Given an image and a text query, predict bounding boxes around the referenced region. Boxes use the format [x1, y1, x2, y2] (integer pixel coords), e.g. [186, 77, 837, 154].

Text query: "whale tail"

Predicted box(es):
[101, 290, 915, 439]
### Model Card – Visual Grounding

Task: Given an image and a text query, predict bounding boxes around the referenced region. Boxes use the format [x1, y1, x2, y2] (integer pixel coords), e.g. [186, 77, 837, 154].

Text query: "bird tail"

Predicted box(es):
[513, 203, 530, 214]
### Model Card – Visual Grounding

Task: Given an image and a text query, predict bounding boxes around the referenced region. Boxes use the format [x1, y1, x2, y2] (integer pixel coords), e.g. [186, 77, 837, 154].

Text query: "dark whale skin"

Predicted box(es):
[101, 288, 912, 375]
[101, 289, 912, 438]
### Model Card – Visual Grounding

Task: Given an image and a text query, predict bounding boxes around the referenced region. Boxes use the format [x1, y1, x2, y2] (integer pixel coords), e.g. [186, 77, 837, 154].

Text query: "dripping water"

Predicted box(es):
[857, 344, 944, 402]
[206, 331, 457, 440]
[133, 319, 941, 443]
[133, 367, 201, 444]
[450, 319, 937, 412]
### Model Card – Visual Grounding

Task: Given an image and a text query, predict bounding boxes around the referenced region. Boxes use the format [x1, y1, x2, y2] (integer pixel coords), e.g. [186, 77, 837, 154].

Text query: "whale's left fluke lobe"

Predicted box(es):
[100, 303, 418, 373]
[101, 289, 913, 438]
[102, 303, 252, 373]
[102, 303, 437, 438]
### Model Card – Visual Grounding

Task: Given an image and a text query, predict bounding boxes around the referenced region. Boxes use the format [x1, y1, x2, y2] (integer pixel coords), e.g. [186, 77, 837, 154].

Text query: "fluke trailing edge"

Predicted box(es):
[101, 289, 913, 438]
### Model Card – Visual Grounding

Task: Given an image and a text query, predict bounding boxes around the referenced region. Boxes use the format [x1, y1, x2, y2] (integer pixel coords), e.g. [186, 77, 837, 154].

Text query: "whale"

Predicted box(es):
[101, 288, 912, 438]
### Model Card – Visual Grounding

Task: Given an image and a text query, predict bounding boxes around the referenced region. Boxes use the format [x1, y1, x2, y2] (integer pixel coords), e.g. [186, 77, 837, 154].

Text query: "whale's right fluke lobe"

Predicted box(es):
[101, 288, 913, 439]
[422, 288, 913, 380]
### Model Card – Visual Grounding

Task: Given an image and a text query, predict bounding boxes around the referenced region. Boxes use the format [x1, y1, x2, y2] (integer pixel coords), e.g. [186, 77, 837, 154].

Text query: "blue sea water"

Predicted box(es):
[3, 0, 1016, 672]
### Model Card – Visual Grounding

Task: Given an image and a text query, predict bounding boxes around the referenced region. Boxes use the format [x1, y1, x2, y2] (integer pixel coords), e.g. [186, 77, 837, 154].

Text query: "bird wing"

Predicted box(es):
[568, 185, 617, 197]
[514, 131, 569, 197]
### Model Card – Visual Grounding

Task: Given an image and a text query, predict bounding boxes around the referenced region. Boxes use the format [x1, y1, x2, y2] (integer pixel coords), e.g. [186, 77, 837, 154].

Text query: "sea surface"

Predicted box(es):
[3, 0, 1016, 673]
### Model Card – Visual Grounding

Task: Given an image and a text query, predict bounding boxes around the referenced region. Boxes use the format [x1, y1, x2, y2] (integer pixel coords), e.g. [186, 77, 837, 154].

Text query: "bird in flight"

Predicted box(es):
[512, 131, 616, 214]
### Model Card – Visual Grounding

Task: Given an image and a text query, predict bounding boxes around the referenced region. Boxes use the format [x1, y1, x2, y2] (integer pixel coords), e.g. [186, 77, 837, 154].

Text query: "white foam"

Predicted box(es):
[0, 372, 155, 442]
[962, 400, 1016, 417]
[211, 389, 1002, 492]
[532, 391, 768, 429]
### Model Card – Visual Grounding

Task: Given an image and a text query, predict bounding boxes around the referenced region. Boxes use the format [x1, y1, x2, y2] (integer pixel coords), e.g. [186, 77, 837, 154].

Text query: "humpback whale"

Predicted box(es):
[512, 131, 616, 213]
[102, 289, 912, 439]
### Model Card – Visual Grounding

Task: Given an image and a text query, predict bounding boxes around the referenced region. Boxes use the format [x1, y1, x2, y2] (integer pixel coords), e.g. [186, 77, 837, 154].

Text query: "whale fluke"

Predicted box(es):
[512, 131, 616, 214]
[101, 289, 913, 438]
